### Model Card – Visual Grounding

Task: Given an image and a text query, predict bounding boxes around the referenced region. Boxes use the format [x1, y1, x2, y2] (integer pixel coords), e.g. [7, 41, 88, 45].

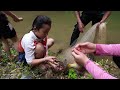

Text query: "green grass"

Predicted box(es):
[0, 46, 119, 79]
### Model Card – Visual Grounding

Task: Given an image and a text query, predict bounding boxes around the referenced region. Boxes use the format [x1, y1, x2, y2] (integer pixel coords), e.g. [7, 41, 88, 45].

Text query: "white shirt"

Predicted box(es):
[21, 31, 42, 64]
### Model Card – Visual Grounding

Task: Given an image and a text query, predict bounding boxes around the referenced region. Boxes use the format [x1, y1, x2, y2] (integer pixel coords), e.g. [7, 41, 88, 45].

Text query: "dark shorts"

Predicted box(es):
[0, 22, 16, 39]
[79, 11, 104, 26]
[74, 11, 104, 30]
[18, 52, 27, 64]
[0, 12, 16, 39]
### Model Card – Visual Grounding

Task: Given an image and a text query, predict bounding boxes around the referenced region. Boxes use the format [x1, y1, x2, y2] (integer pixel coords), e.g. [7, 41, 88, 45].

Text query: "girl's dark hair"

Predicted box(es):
[32, 15, 51, 30]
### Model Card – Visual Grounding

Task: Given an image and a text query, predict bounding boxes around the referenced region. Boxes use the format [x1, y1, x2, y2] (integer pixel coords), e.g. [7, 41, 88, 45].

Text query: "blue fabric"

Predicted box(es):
[18, 52, 27, 64]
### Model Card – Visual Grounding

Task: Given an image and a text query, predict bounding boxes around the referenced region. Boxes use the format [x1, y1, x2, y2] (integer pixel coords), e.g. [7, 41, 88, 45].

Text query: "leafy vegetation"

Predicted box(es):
[0, 44, 119, 79]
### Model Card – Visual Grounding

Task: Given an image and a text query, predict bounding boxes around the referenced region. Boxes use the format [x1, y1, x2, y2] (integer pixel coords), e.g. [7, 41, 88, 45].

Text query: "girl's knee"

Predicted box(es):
[35, 43, 43, 50]
[47, 38, 54, 46]
[49, 38, 54, 43]
[35, 43, 46, 59]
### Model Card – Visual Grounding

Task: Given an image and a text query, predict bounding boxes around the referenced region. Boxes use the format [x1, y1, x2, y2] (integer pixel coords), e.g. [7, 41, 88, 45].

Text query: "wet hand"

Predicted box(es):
[44, 56, 56, 63]
[74, 42, 96, 54]
[72, 48, 89, 66]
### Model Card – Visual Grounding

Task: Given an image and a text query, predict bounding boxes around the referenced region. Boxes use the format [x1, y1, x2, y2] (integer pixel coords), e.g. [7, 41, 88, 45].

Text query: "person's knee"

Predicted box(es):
[35, 43, 46, 59]
[35, 43, 43, 50]
[49, 38, 54, 45]
[47, 38, 54, 49]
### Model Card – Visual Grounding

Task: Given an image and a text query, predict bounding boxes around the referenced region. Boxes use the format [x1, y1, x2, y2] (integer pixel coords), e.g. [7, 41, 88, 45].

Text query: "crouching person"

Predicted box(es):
[18, 15, 63, 72]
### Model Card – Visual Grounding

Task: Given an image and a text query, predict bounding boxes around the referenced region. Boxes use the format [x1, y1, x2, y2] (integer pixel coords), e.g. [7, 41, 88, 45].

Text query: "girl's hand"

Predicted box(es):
[44, 56, 56, 63]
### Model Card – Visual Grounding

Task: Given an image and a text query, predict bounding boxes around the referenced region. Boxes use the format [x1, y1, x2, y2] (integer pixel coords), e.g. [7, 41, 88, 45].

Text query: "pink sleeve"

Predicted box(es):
[95, 44, 120, 56]
[84, 60, 117, 79]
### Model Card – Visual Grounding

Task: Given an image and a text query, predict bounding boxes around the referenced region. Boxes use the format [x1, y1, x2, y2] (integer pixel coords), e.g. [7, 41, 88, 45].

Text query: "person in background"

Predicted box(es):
[70, 11, 120, 69]
[0, 11, 23, 60]
[70, 11, 111, 46]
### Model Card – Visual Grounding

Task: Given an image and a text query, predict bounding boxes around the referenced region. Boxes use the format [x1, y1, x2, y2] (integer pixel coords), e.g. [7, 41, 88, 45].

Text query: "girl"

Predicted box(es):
[18, 15, 62, 71]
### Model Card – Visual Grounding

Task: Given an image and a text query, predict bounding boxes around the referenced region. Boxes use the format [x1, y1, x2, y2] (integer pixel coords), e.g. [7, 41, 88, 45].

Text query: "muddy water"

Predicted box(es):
[9, 11, 75, 53]
[8, 11, 120, 52]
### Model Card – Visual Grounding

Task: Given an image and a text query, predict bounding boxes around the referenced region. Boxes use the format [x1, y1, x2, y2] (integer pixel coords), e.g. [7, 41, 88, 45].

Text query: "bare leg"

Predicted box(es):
[10, 35, 19, 52]
[1, 37, 11, 56]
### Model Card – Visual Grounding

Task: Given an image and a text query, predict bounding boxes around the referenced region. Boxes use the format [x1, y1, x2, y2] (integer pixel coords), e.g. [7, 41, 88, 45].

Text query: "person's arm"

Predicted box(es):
[2, 11, 23, 22]
[30, 56, 55, 67]
[24, 46, 55, 67]
[75, 11, 82, 25]
[95, 44, 120, 56]
[24, 46, 46, 66]
[84, 60, 117, 79]
[75, 11, 84, 32]
[25, 48, 55, 67]
[100, 11, 111, 23]
[30, 58, 46, 66]
[72, 48, 117, 79]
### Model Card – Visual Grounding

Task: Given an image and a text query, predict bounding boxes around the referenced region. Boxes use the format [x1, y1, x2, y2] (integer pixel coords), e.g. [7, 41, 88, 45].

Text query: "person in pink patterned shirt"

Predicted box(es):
[71, 42, 118, 79]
